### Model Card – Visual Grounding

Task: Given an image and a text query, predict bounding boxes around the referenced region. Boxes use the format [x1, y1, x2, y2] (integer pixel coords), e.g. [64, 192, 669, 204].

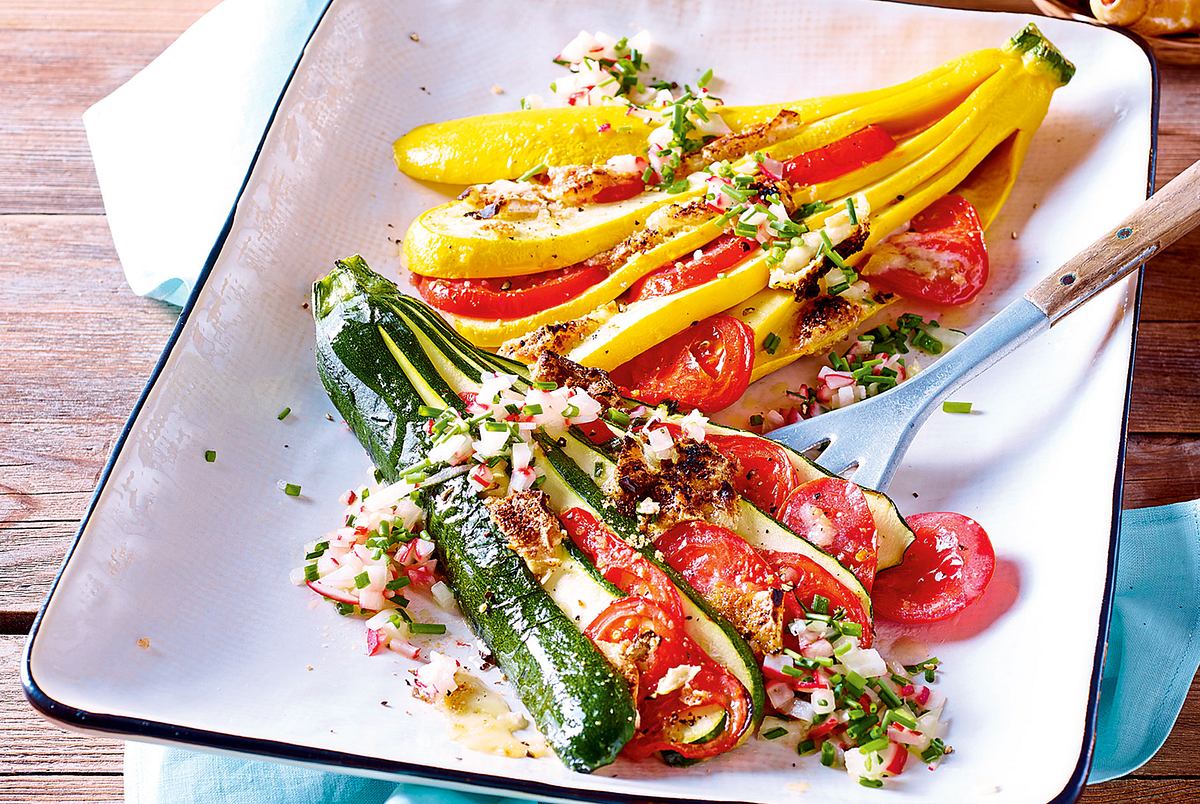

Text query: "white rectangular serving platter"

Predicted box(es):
[24, 2, 1155, 802]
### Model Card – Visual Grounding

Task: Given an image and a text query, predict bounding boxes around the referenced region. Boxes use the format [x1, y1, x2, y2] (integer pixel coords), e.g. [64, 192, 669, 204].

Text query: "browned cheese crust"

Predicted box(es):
[483, 489, 565, 577]
[682, 109, 805, 174]
[530, 351, 623, 410]
[605, 435, 739, 539]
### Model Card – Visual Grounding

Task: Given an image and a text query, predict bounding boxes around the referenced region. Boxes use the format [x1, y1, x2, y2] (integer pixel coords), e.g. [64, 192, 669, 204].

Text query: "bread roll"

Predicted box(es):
[1091, 0, 1200, 35]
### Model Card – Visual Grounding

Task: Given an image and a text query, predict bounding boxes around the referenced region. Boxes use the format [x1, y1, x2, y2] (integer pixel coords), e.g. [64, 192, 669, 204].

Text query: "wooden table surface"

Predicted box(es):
[1, 1, 1196, 801]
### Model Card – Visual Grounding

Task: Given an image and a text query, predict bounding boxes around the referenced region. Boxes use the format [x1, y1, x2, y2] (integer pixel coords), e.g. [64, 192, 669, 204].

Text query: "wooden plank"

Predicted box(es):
[0, 30, 185, 214]
[0, 776, 122, 803]
[0, 1, 217, 33]
[1138, 230, 1200, 324]
[1129, 324, 1200, 435]
[1124, 434, 1200, 508]
[0, 636, 123, 774]
[1082, 778, 1200, 803]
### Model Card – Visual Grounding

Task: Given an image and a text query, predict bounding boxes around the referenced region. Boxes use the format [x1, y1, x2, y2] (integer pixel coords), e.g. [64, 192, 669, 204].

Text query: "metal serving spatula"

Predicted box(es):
[767, 159, 1200, 491]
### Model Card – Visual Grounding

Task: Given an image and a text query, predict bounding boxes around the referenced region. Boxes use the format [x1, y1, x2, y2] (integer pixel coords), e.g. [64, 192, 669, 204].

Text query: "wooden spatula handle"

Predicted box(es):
[1026, 158, 1200, 323]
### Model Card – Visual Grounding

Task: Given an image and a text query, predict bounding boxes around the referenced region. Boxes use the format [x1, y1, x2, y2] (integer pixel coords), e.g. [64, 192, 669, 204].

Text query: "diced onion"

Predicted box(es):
[431, 581, 457, 611]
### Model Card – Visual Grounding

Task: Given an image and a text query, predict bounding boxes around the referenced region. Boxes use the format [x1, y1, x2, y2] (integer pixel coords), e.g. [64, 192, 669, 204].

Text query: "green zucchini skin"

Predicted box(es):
[371, 292, 767, 740]
[313, 257, 637, 772]
[313, 256, 433, 480]
[419, 459, 636, 773]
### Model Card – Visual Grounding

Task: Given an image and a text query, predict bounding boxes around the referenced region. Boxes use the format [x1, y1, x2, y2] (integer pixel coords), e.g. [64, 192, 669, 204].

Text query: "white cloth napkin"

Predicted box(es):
[84, 0, 328, 306]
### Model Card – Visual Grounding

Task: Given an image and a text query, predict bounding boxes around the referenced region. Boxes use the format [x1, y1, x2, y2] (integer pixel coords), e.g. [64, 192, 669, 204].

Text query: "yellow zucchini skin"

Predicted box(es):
[392, 50, 990, 186]
[735, 27, 1072, 375]
[404, 187, 686, 279]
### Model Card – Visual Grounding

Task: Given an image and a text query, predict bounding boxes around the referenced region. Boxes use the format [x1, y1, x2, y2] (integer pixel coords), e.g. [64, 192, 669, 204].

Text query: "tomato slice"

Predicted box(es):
[779, 478, 878, 592]
[623, 234, 757, 303]
[591, 175, 646, 204]
[873, 511, 995, 623]
[706, 433, 801, 517]
[561, 508, 682, 621]
[411, 262, 607, 319]
[760, 550, 873, 647]
[609, 314, 754, 413]
[654, 520, 782, 653]
[783, 125, 896, 187]
[862, 194, 989, 305]
[587, 596, 753, 762]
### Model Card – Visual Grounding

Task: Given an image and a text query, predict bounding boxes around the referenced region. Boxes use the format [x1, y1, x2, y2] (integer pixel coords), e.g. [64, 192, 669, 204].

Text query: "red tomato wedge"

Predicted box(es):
[411, 261, 607, 319]
[586, 597, 753, 762]
[707, 433, 801, 516]
[569, 509, 754, 762]
[779, 478, 879, 591]
[609, 314, 754, 413]
[561, 508, 682, 621]
[862, 194, 989, 305]
[783, 125, 896, 187]
[873, 511, 995, 623]
[654, 520, 782, 652]
[623, 234, 757, 303]
[760, 550, 873, 647]
[587, 596, 681, 684]
[590, 175, 646, 204]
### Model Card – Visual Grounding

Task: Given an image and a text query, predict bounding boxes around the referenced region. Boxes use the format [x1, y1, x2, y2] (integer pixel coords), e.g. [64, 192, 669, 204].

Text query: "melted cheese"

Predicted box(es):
[442, 672, 537, 758]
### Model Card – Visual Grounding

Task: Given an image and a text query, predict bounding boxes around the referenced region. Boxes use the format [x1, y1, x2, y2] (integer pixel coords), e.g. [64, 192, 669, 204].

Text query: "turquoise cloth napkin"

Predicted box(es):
[86, 1, 1199, 798]
[1090, 499, 1200, 782]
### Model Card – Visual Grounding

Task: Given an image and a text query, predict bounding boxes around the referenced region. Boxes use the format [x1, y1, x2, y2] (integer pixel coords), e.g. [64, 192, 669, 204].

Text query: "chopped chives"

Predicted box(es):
[642, 166, 656, 183]
[781, 664, 806, 678]
[796, 738, 817, 755]
[283, 483, 302, 497]
[763, 332, 782, 355]
[606, 408, 631, 427]
[921, 738, 946, 763]
[522, 404, 543, 415]
[846, 197, 858, 225]
[204, 449, 216, 463]
[836, 621, 863, 638]
[858, 778, 884, 789]
[820, 741, 836, 767]
[698, 67, 714, 88]
[303, 563, 319, 581]
[761, 726, 788, 740]
[859, 736, 890, 754]
[874, 683, 903, 709]
[942, 401, 973, 414]
[277, 406, 292, 421]
[665, 179, 691, 194]
[305, 542, 329, 560]
[409, 622, 447, 635]
[417, 405, 442, 417]
[533, 380, 558, 390]
[354, 571, 370, 589]
[516, 162, 547, 182]
[812, 594, 829, 615]
[749, 414, 764, 427]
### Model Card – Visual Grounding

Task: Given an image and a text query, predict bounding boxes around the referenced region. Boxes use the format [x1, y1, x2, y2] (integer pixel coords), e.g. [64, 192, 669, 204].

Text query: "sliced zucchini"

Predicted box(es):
[392, 47, 1003, 185]
[314, 257, 637, 771]
[404, 186, 691, 279]
[703, 421, 915, 570]
[537, 437, 766, 744]
[394, 293, 886, 589]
